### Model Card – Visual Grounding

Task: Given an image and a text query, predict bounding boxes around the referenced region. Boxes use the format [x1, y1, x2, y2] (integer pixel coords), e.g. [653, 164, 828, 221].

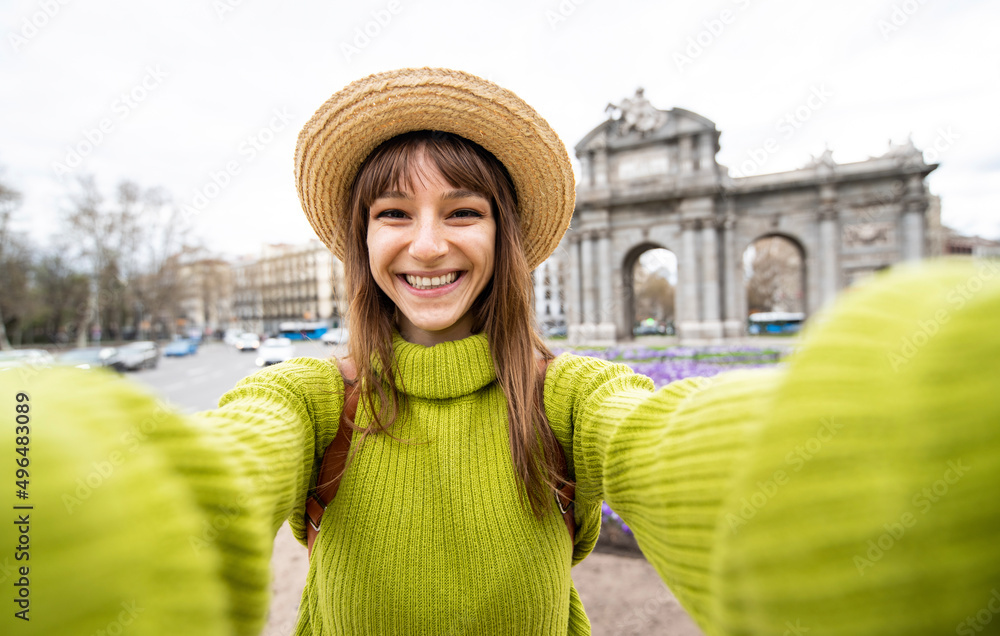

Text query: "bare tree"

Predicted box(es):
[129, 189, 190, 340]
[0, 172, 27, 349]
[745, 237, 805, 314]
[65, 176, 192, 344]
[30, 250, 90, 344]
[633, 260, 675, 324]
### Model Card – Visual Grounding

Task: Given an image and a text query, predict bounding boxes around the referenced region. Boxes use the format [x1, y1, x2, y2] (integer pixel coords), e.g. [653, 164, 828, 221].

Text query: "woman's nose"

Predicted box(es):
[408, 217, 447, 261]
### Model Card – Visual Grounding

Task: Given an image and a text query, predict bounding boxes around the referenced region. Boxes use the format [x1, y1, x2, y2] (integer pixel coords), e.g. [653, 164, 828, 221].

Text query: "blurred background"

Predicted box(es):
[1, 0, 998, 351]
[1, 2, 997, 632]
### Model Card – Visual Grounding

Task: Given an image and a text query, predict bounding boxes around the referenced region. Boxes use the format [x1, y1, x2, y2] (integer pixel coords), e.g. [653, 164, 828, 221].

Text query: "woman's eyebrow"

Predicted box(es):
[374, 189, 487, 201]
[441, 189, 487, 201]
[375, 189, 411, 200]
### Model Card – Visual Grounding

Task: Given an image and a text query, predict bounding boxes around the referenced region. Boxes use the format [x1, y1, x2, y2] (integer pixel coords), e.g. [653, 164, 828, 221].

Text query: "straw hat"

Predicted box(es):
[294, 68, 575, 270]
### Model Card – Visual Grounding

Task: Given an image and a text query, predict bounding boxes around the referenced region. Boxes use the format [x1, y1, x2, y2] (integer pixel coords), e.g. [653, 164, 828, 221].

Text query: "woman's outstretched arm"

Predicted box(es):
[0, 356, 344, 635]
[547, 258, 1000, 635]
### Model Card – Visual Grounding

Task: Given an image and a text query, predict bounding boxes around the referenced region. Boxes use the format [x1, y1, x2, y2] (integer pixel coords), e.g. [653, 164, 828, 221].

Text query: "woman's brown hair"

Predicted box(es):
[343, 130, 567, 518]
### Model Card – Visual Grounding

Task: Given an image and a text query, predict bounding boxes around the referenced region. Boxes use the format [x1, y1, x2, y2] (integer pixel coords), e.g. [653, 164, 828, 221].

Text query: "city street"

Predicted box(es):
[128, 339, 343, 413]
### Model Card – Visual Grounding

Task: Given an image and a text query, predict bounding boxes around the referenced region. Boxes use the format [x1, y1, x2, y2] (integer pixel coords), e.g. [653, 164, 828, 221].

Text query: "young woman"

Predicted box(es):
[3, 68, 998, 636]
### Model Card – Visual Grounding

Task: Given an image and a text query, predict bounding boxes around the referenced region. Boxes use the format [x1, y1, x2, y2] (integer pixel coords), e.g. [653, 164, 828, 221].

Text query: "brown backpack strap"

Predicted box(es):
[306, 359, 358, 556]
[305, 358, 576, 555]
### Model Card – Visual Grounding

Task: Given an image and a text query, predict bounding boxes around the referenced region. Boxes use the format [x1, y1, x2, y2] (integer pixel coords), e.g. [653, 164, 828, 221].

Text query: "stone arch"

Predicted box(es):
[621, 242, 678, 340]
[563, 88, 937, 344]
[742, 232, 808, 318]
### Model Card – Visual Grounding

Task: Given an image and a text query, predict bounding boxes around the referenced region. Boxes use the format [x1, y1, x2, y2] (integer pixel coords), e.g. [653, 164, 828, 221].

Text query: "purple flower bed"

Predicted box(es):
[553, 344, 785, 389]
[568, 344, 784, 551]
[602, 502, 629, 533]
[627, 359, 752, 387]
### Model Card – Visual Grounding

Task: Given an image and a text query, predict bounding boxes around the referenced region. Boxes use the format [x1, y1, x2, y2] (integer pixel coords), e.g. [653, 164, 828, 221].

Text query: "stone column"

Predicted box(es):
[579, 153, 593, 189]
[902, 175, 927, 261]
[700, 219, 723, 339]
[546, 256, 561, 320]
[902, 210, 925, 261]
[596, 228, 616, 340]
[581, 232, 597, 329]
[593, 150, 609, 188]
[678, 220, 700, 339]
[698, 132, 716, 170]
[721, 214, 743, 337]
[533, 265, 546, 322]
[816, 182, 839, 307]
[679, 135, 694, 174]
[567, 235, 581, 336]
[819, 208, 839, 305]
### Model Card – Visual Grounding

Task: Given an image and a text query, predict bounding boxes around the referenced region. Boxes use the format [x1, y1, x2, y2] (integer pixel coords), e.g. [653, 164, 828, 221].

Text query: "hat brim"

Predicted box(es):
[294, 68, 575, 270]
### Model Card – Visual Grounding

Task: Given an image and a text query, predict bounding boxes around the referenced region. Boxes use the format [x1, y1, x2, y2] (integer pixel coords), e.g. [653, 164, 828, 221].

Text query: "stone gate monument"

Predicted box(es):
[540, 89, 940, 343]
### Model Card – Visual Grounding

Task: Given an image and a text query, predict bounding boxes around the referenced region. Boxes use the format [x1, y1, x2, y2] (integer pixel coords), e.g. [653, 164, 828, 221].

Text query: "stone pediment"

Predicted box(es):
[575, 89, 718, 157]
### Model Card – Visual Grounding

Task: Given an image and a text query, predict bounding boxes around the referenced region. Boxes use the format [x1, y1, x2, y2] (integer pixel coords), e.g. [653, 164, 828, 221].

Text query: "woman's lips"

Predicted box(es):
[398, 271, 465, 296]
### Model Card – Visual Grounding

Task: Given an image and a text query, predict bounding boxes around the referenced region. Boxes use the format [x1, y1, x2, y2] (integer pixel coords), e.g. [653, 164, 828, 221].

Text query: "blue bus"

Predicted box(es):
[278, 321, 329, 341]
[748, 311, 805, 335]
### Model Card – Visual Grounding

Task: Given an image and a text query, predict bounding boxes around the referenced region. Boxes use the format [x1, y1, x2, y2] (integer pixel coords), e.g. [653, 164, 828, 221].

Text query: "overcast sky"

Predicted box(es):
[2, 0, 997, 259]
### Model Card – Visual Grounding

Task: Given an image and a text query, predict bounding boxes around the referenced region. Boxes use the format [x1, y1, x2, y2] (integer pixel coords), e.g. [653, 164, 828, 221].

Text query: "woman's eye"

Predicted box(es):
[452, 209, 484, 218]
[375, 209, 407, 219]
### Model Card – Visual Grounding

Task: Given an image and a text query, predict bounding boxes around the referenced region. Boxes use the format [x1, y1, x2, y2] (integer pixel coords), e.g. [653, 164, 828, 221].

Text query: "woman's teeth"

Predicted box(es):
[405, 272, 459, 290]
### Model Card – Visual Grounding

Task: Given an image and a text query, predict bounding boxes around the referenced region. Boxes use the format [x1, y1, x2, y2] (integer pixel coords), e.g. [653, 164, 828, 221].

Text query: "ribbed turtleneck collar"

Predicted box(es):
[389, 331, 496, 400]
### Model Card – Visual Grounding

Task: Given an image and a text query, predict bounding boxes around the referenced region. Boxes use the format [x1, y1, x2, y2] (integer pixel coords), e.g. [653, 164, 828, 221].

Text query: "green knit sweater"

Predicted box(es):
[3, 258, 999, 635]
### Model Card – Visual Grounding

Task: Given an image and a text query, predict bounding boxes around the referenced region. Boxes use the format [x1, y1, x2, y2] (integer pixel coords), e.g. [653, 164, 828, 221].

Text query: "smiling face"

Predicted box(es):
[366, 150, 496, 346]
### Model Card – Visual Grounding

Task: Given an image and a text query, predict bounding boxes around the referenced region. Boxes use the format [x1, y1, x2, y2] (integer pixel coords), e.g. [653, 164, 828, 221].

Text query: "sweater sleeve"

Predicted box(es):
[0, 355, 343, 636]
[545, 353, 778, 625]
[547, 258, 1000, 636]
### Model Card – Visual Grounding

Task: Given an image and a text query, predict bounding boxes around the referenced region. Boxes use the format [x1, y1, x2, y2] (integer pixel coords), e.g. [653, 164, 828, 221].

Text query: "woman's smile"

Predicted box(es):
[366, 150, 496, 346]
[401, 270, 462, 291]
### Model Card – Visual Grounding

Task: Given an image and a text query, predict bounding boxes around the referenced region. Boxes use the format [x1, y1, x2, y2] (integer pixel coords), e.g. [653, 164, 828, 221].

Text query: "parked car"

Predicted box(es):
[255, 337, 295, 367]
[320, 327, 349, 345]
[57, 347, 124, 371]
[117, 341, 160, 370]
[633, 321, 671, 336]
[163, 339, 198, 357]
[0, 349, 55, 372]
[542, 324, 567, 338]
[234, 332, 261, 352]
